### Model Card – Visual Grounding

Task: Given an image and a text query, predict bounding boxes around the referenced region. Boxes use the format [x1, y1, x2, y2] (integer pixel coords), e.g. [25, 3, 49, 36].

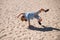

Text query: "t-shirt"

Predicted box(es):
[24, 12, 40, 20]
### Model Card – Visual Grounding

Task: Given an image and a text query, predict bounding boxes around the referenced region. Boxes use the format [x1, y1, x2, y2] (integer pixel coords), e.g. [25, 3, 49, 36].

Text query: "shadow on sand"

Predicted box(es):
[28, 25, 60, 32]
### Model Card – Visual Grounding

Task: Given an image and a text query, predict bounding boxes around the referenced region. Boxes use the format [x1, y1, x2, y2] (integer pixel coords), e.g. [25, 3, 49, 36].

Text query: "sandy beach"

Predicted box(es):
[0, 0, 60, 40]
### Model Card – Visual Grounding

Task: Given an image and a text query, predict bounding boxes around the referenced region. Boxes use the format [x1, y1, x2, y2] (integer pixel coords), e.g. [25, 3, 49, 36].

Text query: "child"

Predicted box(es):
[17, 8, 49, 26]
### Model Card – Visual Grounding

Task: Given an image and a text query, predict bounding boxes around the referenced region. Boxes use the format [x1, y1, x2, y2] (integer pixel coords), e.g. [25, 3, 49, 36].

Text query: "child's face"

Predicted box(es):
[21, 16, 27, 21]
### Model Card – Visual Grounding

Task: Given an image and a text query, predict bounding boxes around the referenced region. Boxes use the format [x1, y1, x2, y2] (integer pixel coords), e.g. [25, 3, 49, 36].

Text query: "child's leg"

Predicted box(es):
[38, 18, 42, 25]
[34, 15, 42, 25]
[40, 8, 45, 12]
[35, 8, 49, 15]
[40, 8, 49, 12]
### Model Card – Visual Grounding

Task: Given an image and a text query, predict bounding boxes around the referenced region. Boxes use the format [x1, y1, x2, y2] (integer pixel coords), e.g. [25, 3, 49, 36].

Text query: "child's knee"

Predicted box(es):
[39, 19, 42, 22]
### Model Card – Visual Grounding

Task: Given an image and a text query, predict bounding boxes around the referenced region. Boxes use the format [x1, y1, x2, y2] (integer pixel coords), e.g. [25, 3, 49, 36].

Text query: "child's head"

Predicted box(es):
[21, 15, 27, 21]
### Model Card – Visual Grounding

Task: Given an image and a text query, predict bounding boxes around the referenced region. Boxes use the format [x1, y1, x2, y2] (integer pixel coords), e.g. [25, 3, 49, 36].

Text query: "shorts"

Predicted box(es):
[34, 15, 41, 20]
[24, 12, 40, 20]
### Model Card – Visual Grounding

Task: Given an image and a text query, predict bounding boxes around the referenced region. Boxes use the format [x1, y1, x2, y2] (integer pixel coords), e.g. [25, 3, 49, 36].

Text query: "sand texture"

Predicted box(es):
[0, 0, 60, 40]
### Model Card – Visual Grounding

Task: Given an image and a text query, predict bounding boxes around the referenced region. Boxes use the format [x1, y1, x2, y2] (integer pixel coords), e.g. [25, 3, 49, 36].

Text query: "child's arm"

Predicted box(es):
[17, 13, 24, 18]
[28, 20, 30, 26]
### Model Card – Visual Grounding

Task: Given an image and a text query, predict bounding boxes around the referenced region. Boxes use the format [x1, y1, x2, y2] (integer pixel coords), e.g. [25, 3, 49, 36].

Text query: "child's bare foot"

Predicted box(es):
[45, 9, 49, 12]
[38, 21, 42, 25]
[38, 18, 42, 25]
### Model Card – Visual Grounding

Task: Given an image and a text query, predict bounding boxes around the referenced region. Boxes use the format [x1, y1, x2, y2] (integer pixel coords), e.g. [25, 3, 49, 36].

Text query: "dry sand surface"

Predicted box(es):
[0, 0, 60, 40]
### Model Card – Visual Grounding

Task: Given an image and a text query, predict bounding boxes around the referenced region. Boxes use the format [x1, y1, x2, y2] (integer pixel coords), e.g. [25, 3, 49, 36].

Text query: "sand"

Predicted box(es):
[0, 0, 60, 40]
